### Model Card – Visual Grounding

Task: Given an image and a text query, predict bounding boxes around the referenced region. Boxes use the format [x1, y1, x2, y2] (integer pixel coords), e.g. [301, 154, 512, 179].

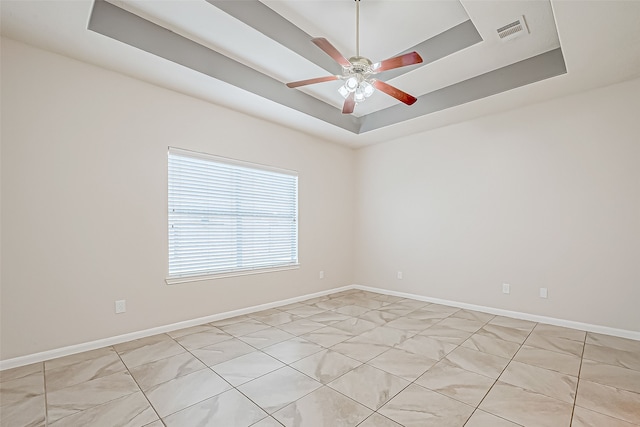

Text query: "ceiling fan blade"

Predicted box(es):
[342, 92, 356, 114]
[372, 52, 423, 73]
[286, 75, 339, 88]
[371, 80, 418, 105]
[312, 37, 352, 68]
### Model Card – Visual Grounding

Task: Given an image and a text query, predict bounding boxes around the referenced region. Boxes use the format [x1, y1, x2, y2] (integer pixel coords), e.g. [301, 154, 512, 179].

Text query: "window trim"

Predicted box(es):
[166, 147, 299, 284]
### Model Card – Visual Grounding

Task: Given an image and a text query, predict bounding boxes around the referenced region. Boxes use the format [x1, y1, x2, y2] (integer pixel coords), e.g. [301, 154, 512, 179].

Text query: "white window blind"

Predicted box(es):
[168, 148, 298, 281]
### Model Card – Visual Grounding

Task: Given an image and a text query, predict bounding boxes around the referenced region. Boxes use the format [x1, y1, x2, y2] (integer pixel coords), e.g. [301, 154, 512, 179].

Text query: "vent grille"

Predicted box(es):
[497, 16, 529, 41]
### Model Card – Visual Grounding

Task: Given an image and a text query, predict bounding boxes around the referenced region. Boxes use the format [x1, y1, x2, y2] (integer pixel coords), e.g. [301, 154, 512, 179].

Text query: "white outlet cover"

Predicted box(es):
[397, 271, 403, 279]
[539, 288, 548, 299]
[319, 271, 324, 279]
[502, 283, 510, 294]
[115, 300, 126, 313]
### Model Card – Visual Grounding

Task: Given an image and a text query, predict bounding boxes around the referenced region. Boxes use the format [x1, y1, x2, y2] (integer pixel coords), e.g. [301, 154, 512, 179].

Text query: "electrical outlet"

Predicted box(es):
[539, 288, 548, 299]
[115, 300, 126, 314]
[502, 283, 510, 294]
[319, 270, 324, 279]
[397, 271, 403, 280]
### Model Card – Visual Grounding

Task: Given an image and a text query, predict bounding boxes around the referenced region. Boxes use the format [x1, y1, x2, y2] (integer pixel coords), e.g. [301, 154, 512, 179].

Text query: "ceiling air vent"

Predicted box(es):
[497, 16, 529, 41]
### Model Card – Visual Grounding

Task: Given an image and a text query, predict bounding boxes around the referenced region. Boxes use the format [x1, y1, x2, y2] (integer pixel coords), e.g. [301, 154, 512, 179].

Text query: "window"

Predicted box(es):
[167, 147, 298, 283]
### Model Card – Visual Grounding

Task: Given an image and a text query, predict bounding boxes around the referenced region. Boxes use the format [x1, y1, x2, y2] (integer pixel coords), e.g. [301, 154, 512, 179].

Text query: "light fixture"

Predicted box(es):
[336, 0, 376, 104]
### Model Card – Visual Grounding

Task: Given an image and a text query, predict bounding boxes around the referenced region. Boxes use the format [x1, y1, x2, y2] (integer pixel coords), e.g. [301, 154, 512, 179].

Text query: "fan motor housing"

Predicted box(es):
[348, 56, 373, 74]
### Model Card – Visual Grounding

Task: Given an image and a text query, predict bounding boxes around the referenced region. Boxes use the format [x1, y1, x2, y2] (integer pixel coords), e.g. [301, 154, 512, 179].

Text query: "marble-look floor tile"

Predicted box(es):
[113, 334, 171, 353]
[422, 304, 459, 315]
[174, 328, 232, 350]
[209, 315, 251, 327]
[0, 363, 42, 384]
[444, 347, 510, 379]
[419, 325, 473, 345]
[375, 304, 415, 317]
[575, 380, 640, 425]
[533, 323, 586, 342]
[0, 394, 45, 427]
[45, 350, 126, 392]
[262, 338, 324, 364]
[301, 326, 353, 347]
[385, 317, 436, 333]
[513, 345, 581, 376]
[415, 359, 495, 406]
[313, 299, 351, 311]
[475, 324, 530, 344]
[397, 299, 429, 310]
[571, 406, 638, 427]
[357, 326, 413, 347]
[0, 370, 44, 407]
[378, 383, 474, 427]
[239, 327, 295, 349]
[277, 319, 326, 336]
[277, 302, 307, 311]
[162, 388, 267, 427]
[144, 369, 231, 417]
[583, 342, 640, 371]
[45, 347, 116, 371]
[499, 360, 577, 403]
[256, 312, 301, 327]
[305, 311, 350, 325]
[463, 410, 520, 427]
[524, 332, 584, 357]
[49, 391, 157, 427]
[273, 386, 371, 427]
[480, 382, 573, 427]
[238, 366, 321, 414]
[586, 332, 640, 353]
[331, 318, 378, 335]
[460, 334, 521, 359]
[167, 324, 219, 339]
[190, 338, 255, 367]
[436, 317, 485, 333]
[142, 421, 164, 427]
[580, 359, 640, 394]
[487, 316, 536, 332]
[451, 309, 495, 323]
[280, 305, 325, 319]
[46, 371, 140, 423]
[116, 336, 185, 368]
[212, 351, 284, 386]
[371, 294, 405, 303]
[248, 309, 283, 319]
[291, 349, 361, 384]
[406, 308, 451, 321]
[327, 364, 409, 410]
[334, 305, 371, 317]
[301, 295, 330, 305]
[129, 352, 206, 390]
[357, 413, 402, 427]
[251, 417, 285, 427]
[357, 310, 399, 326]
[397, 335, 457, 361]
[352, 299, 387, 310]
[218, 319, 270, 337]
[368, 348, 438, 381]
[330, 336, 391, 363]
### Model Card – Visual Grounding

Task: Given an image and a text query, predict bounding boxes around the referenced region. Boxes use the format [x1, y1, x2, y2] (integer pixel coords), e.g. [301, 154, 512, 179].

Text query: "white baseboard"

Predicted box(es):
[0, 285, 353, 371]
[353, 284, 640, 341]
[3, 283, 638, 371]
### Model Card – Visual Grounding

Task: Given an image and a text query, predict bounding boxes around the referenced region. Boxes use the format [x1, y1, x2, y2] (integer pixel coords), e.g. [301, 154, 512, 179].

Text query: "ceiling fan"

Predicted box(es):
[286, 0, 423, 115]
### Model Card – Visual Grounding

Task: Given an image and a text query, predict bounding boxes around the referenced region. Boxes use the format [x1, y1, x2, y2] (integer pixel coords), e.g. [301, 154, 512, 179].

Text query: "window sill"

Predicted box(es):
[165, 264, 300, 285]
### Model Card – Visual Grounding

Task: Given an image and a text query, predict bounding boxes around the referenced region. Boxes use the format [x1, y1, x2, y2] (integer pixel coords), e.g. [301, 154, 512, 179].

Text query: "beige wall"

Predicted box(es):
[354, 77, 640, 332]
[0, 39, 355, 360]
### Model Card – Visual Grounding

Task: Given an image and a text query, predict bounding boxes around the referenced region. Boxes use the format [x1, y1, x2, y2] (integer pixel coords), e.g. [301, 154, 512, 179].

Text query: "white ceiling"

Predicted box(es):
[1, 1, 640, 147]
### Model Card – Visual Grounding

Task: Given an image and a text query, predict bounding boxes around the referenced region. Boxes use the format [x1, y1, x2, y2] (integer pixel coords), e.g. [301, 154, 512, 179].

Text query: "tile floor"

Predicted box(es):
[1, 289, 639, 426]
